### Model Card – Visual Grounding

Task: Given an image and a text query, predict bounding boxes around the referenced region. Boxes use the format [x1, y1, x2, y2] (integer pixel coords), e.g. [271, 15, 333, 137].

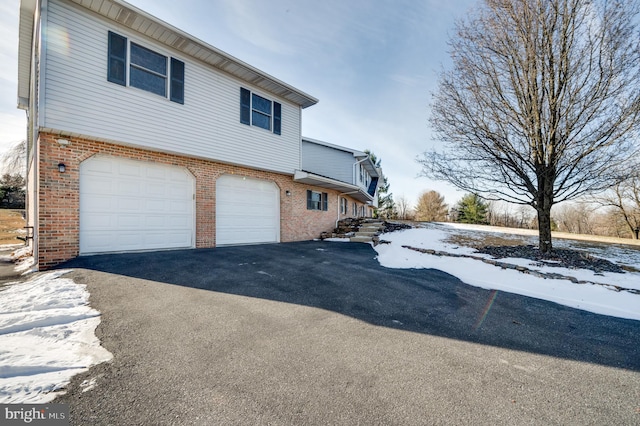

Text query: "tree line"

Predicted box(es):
[394, 188, 640, 240]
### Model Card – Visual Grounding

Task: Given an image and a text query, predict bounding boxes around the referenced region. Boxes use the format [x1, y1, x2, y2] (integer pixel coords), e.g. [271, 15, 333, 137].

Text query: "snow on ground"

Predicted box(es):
[9, 246, 36, 274]
[0, 270, 112, 403]
[374, 223, 640, 321]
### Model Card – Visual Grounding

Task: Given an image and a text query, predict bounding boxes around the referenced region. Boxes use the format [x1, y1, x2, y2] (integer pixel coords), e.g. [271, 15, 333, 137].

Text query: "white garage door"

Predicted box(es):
[216, 175, 280, 245]
[80, 156, 194, 254]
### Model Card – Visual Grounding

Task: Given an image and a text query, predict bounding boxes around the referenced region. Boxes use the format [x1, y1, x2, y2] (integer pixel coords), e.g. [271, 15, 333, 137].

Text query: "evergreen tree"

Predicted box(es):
[455, 193, 488, 224]
[0, 174, 26, 209]
[365, 150, 396, 219]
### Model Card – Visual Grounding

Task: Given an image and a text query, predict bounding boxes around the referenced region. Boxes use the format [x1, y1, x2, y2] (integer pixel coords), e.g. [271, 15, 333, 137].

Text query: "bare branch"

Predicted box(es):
[420, 0, 640, 252]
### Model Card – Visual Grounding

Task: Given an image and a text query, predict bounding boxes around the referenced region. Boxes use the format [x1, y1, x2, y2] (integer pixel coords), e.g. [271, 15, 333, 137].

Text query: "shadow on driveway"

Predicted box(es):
[58, 240, 640, 372]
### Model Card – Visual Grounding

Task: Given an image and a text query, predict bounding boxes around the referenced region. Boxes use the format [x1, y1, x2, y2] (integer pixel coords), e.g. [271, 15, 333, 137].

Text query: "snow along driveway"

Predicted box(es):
[374, 223, 640, 321]
[0, 270, 112, 403]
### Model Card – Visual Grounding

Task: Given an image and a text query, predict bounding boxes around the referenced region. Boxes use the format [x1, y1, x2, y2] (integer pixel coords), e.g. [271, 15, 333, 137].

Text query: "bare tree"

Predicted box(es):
[595, 178, 640, 239]
[419, 0, 640, 253]
[395, 194, 413, 220]
[415, 190, 448, 222]
[552, 203, 596, 235]
[1, 140, 26, 176]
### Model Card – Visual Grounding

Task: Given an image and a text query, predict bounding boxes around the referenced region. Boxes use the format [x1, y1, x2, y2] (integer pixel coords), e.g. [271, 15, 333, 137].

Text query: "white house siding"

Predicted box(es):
[301, 141, 355, 184]
[41, 0, 301, 175]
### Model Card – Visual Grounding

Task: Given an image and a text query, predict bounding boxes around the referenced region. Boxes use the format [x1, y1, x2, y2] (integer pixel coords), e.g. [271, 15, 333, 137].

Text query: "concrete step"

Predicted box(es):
[350, 236, 374, 243]
[363, 221, 384, 226]
[354, 231, 377, 237]
[356, 226, 382, 232]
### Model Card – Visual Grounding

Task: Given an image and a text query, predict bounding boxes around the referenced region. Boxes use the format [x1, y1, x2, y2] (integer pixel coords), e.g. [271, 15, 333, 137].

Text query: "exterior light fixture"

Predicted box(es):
[56, 138, 70, 146]
[58, 163, 66, 173]
[286, 190, 291, 196]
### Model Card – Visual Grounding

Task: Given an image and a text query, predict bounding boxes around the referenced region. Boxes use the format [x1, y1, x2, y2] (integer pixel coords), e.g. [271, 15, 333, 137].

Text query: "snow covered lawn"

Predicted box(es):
[0, 270, 112, 403]
[374, 223, 640, 321]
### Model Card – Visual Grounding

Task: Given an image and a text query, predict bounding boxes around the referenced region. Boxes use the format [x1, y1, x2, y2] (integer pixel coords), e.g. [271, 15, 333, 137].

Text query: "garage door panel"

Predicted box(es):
[145, 166, 167, 180]
[116, 214, 142, 228]
[80, 156, 194, 254]
[82, 213, 114, 229]
[83, 157, 114, 174]
[146, 182, 167, 196]
[118, 181, 142, 196]
[118, 162, 143, 177]
[216, 175, 279, 245]
[83, 176, 115, 194]
[114, 195, 143, 214]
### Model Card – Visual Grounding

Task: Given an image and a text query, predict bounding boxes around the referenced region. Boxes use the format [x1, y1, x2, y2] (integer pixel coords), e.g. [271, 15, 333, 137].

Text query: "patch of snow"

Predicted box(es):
[374, 228, 640, 321]
[0, 271, 112, 403]
[322, 238, 351, 243]
[4, 246, 36, 274]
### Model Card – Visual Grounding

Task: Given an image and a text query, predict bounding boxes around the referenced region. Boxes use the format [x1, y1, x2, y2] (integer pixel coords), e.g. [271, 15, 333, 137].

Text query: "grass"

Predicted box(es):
[0, 209, 26, 246]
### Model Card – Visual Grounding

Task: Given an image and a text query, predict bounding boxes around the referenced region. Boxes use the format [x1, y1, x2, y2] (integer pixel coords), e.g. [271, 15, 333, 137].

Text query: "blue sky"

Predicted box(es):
[0, 0, 476, 207]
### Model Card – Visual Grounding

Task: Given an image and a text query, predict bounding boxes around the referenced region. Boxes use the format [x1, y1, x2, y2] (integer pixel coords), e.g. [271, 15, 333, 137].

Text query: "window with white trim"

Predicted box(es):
[107, 31, 184, 103]
[240, 88, 282, 134]
[359, 164, 371, 187]
[340, 197, 347, 215]
[352, 202, 358, 216]
[307, 190, 328, 211]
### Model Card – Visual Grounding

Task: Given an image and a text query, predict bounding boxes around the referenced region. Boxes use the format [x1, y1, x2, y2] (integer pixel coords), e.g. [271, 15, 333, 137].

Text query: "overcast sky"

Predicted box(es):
[0, 0, 477, 207]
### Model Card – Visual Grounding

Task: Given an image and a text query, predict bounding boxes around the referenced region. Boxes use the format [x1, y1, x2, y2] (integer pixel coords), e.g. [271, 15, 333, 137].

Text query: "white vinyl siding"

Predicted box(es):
[301, 141, 354, 184]
[41, 0, 301, 175]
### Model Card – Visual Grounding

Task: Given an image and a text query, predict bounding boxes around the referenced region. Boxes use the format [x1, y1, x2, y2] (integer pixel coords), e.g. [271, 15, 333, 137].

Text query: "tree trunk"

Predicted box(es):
[537, 207, 553, 253]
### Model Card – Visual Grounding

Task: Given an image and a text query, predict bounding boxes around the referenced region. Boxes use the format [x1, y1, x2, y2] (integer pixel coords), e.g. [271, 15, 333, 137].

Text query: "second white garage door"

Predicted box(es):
[80, 156, 195, 254]
[216, 175, 280, 245]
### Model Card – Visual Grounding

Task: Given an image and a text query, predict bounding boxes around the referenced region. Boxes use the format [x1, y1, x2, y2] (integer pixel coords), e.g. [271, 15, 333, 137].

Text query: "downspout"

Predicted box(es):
[345, 156, 370, 224]
[30, 0, 44, 270]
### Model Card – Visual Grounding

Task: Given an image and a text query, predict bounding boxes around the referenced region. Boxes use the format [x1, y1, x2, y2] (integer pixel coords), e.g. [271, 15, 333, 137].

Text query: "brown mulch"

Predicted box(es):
[475, 245, 625, 274]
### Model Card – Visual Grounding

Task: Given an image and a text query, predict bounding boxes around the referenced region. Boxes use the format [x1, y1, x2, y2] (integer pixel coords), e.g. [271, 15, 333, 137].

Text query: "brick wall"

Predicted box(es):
[36, 132, 370, 269]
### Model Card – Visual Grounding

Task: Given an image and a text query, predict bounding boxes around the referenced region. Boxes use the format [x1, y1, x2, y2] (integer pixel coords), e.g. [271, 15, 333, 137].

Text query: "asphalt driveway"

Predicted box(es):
[55, 241, 640, 425]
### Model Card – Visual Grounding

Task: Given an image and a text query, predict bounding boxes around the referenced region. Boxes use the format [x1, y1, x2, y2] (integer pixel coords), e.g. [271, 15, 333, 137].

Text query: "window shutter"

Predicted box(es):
[170, 58, 185, 104]
[273, 102, 281, 135]
[107, 31, 127, 86]
[322, 193, 328, 211]
[306, 190, 313, 210]
[240, 88, 251, 125]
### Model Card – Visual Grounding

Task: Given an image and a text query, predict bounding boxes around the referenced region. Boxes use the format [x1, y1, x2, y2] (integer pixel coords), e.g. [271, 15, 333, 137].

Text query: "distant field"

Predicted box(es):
[0, 210, 26, 246]
[415, 221, 640, 271]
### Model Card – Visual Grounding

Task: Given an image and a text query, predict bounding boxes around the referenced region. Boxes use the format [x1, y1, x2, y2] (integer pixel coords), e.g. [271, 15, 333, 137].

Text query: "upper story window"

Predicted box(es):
[359, 164, 371, 188]
[107, 31, 184, 104]
[240, 88, 281, 135]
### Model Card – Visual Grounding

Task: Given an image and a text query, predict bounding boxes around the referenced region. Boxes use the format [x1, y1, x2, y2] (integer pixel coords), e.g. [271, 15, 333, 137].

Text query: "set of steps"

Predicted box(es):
[350, 220, 385, 243]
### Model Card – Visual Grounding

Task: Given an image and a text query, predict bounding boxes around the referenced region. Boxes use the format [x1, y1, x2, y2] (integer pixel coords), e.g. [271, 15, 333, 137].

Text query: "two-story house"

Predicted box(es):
[17, 0, 381, 269]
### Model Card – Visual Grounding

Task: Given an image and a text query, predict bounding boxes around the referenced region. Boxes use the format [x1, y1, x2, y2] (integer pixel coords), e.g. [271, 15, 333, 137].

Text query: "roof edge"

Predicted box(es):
[72, 0, 318, 108]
